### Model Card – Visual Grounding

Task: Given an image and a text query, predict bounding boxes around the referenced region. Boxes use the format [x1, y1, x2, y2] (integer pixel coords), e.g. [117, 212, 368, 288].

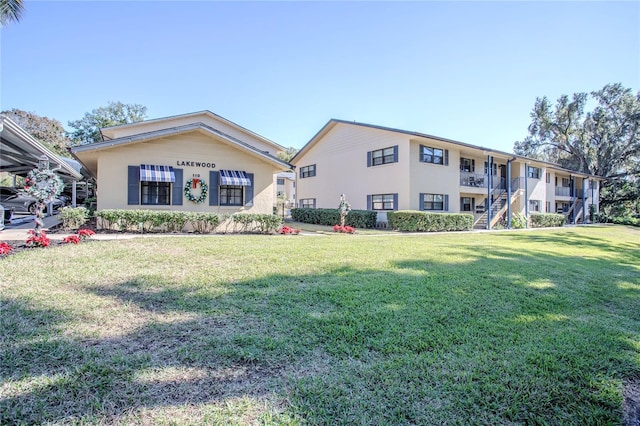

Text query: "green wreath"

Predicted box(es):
[24, 169, 64, 202]
[184, 178, 208, 204]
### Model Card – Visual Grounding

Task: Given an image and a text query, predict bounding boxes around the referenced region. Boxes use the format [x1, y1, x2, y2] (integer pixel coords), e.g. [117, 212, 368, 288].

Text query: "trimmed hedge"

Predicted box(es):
[611, 216, 640, 227]
[94, 209, 281, 234]
[529, 213, 566, 228]
[387, 211, 473, 232]
[59, 206, 90, 230]
[291, 208, 377, 228]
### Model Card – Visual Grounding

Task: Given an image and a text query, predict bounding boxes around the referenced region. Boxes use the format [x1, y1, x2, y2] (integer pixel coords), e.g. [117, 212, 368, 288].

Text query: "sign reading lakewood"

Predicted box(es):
[176, 160, 216, 168]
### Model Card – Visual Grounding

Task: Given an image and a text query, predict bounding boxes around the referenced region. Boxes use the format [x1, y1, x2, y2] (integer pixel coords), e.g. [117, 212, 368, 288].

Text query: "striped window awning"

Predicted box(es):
[220, 170, 252, 186]
[140, 164, 176, 183]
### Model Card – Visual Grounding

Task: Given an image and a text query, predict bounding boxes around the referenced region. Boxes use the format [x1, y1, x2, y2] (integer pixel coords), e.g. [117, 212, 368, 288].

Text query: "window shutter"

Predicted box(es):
[444, 150, 449, 166]
[471, 159, 475, 172]
[419, 145, 425, 162]
[444, 194, 449, 211]
[209, 171, 219, 206]
[244, 173, 254, 206]
[367, 195, 372, 210]
[172, 168, 183, 205]
[127, 165, 139, 205]
[367, 151, 372, 167]
[419, 193, 425, 211]
[393, 145, 399, 163]
[393, 193, 399, 211]
[472, 198, 475, 211]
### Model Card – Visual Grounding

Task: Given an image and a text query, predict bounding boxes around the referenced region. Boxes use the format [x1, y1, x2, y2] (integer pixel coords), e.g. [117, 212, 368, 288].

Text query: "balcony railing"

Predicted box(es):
[555, 186, 584, 197]
[460, 172, 488, 188]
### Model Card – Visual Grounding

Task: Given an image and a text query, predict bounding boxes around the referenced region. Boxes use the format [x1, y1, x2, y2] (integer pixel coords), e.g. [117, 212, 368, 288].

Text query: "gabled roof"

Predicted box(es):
[0, 116, 85, 182]
[100, 110, 285, 152]
[71, 122, 292, 172]
[291, 119, 602, 179]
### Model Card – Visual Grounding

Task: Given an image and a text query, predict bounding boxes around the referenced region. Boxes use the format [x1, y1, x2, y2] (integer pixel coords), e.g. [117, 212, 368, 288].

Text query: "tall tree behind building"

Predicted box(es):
[68, 101, 148, 145]
[514, 83, 640, 219]
[1, 109, 73, 156]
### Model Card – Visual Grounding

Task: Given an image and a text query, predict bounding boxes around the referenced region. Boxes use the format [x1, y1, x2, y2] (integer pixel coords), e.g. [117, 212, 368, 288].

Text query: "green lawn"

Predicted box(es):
[1, 226, 639, 425]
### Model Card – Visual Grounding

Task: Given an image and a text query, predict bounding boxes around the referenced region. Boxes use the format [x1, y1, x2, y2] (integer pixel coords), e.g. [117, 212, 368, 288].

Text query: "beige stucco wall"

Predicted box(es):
[102, 112, 282, 156]
[294, 123, 409, 210]
[293, 122, 602, 225]
[408, 138, 460, 211]
[95, 130, 278, 214]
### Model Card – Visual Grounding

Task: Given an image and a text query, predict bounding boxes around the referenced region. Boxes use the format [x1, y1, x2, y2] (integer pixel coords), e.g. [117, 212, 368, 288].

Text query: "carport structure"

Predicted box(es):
[0, 115, 90, 207]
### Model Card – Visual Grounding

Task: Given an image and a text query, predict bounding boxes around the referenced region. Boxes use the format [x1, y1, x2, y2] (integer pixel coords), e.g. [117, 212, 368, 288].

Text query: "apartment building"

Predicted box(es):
[71, 111, 291, 214]
[291, 120, 601, 229]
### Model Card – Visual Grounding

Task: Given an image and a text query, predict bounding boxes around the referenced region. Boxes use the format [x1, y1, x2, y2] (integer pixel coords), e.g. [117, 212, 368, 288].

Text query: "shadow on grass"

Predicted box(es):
[1, 236, 639, 424]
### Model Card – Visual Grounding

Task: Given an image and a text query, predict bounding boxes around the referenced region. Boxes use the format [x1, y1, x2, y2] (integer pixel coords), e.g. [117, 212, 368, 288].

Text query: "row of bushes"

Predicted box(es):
[291, 208, 377, 228]
[387, 211, 473, 232]
[610, 216, 640, 227]
[529, 213, 566, 228]
[93, 209, 282, 234]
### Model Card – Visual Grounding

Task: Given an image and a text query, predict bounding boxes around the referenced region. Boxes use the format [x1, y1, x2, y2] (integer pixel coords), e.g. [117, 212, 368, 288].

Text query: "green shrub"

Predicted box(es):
[530, 213, 566, 228]
[59, 206, 90, 230]
[232, 213, 282, 234]
[93, 210, 282, 233]
[611, 216, 640, 227]
[291, 208, 377, 228]
[386, 211, 473, 232]
[511, 212, 528, 229]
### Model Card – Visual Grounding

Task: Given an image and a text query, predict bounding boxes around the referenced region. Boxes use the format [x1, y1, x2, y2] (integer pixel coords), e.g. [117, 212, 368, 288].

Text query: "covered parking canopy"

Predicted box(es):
[0, 115, 89, 206]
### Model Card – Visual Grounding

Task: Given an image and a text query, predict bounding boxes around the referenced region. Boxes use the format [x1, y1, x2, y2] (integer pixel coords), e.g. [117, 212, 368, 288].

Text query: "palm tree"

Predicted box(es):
[0, 0, 25, 26]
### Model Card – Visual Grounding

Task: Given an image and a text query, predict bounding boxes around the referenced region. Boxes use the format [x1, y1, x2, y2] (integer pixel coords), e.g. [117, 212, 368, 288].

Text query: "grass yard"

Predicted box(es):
[1, 225, 639, 425]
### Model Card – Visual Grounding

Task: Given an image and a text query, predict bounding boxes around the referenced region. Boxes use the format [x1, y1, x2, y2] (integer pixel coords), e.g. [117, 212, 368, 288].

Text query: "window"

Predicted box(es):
[300, 198, 316, 208]
[220, 185, 243, 206]
[420, 145, 446, 165]
[300, 165, 316, 178]
[460, 158, 475, 172]
[561, 177, 571, 187]
[370, 146, 397, 166]
[528, 167, 541, 179]
[423, 193, 444, 211]
[546, 172, 551, 183]
[529, 199, 541, 212]
[484, 162, 497, 176]
[371, 194, 395, 210]
[461, 197, 473, 212]
[141, 181, 170, 205]
[277, 178, 285, 185]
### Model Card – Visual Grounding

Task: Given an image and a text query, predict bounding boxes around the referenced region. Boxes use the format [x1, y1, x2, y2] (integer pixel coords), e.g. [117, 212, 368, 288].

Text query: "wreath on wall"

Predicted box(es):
[24, 169, 64, 202]
[184, 178, 208, 204]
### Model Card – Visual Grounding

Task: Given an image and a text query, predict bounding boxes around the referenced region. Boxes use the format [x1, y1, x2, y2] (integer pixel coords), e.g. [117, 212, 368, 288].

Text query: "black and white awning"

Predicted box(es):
[219, 169, 251, 186]
[140, 164, 175, 183]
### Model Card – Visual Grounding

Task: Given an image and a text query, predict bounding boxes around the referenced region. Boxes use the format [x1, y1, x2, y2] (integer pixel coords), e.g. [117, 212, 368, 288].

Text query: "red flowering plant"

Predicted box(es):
[77, 229, 95, 241]
[26, 230, 50, 248]
[277, 225, 301, 235]
[62, 235, 81, 244]
[333, 225, 355, 234]
[0, 241, 13, 256]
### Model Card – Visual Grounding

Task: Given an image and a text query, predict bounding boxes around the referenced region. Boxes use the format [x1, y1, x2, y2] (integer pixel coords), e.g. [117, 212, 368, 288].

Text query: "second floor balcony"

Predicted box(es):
[460, 172, 506, 190]
[555, 186, 583, 198]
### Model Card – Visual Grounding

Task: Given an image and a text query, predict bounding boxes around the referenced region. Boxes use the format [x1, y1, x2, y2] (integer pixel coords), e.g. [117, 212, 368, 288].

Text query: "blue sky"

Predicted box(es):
[1, 1, 638, 153]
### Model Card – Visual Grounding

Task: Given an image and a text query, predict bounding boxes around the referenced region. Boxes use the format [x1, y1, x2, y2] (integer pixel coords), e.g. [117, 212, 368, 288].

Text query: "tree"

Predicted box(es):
[277, 146, 298, 163]
[0, 0, 25, 26]
[514, 83, 640, 218]
[1, 109, 73, 156]
[68, 101, 148, 145]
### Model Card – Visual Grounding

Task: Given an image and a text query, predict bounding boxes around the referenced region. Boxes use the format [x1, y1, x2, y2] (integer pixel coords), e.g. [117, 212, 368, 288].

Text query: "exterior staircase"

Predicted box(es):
[473, 177, 525, 230]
